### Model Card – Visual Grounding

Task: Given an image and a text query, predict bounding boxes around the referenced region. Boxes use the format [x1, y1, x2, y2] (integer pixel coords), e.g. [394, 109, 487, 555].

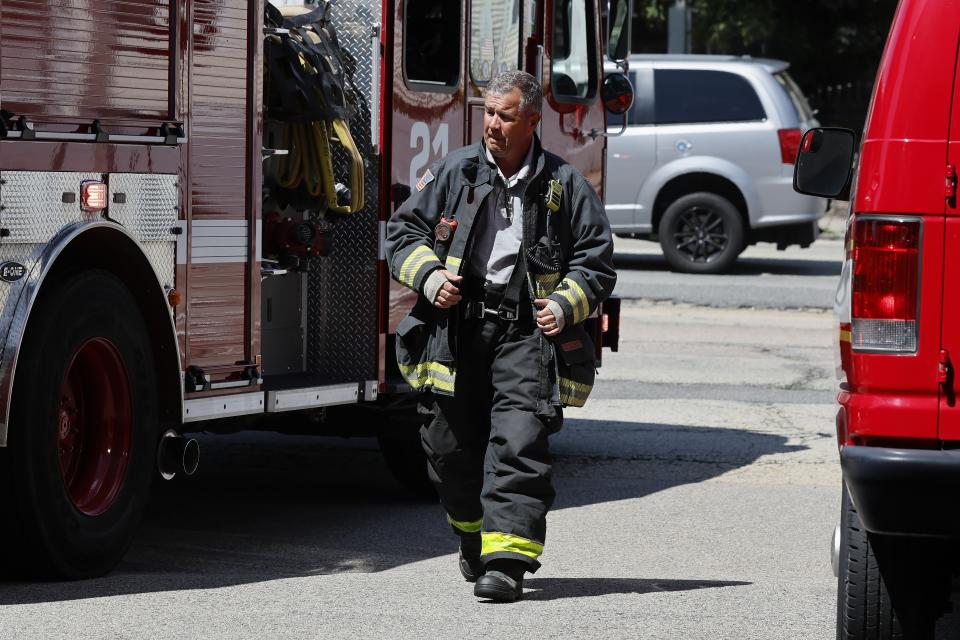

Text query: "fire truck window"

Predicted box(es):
[551, 0, 597, 102]
[470, 0, 522, 85]
[404, 0, 461, 89]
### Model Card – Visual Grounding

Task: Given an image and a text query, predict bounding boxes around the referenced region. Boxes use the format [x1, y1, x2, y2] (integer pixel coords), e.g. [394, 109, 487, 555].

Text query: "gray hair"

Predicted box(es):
[485, 70, 543, 115]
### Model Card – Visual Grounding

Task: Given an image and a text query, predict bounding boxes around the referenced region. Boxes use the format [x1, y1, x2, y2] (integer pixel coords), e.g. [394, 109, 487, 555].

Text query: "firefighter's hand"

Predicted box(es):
[535, 299, 562, 337]
[434, 271, 463, 309]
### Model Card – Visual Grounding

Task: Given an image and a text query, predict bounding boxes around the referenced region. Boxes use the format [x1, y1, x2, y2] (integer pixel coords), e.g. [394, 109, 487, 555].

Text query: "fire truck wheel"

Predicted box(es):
[0, 269, 158, 579]
[836, 484, 951, 639]
[377, 432, 436, 500]
[658, 192, 745, 274]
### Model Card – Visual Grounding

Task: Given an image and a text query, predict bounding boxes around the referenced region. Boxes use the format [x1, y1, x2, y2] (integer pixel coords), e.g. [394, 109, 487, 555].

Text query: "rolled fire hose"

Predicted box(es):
[266, 7, 364, 215]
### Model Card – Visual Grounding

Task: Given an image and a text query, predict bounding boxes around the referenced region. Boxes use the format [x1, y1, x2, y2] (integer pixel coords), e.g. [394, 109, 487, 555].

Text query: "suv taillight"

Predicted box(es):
[777, 128, 802, 164]
[851, 216, 921, 353]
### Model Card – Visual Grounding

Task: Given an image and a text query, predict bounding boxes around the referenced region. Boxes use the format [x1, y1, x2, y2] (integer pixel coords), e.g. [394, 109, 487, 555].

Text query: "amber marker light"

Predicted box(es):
[167, 288, 182, 307]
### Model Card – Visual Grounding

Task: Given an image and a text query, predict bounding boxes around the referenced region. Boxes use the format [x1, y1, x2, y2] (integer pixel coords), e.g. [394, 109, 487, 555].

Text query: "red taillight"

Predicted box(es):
[778, 128, 802, 164]
[850, 216, 921, 352]
[81, 180, 107, 212]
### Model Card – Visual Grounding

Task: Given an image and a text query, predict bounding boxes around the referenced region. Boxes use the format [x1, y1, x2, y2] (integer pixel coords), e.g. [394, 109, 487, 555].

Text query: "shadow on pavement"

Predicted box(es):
[522, 577, 751, 601]
[0, 419, 802, 604]
[613, 252, 841, 277]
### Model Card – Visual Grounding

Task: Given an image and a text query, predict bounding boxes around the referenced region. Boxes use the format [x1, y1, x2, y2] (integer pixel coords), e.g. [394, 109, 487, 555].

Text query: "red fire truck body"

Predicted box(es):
[0, 0, 625, 577]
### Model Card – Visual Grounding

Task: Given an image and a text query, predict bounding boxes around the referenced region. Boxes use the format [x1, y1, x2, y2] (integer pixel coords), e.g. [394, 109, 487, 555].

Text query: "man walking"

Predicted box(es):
[386, 70, 616, 602]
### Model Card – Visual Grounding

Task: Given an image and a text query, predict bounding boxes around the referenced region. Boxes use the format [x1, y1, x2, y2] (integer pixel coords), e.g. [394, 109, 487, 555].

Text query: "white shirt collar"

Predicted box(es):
[485, 141, 536, 188]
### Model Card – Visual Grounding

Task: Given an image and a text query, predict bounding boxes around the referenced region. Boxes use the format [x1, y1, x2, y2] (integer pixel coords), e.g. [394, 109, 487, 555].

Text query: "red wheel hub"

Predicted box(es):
[57, 337, 132, 516]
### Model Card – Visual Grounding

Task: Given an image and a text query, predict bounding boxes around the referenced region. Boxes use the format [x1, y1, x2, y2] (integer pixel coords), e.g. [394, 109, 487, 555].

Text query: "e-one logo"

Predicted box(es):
[0, 262, 26, 282]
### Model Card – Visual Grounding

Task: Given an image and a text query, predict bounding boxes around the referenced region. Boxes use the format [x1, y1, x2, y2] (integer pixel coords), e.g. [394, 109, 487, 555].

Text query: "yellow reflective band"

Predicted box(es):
[534, 273, 561, 299]
[555, 278, 589, 324]
[397, 361, 456, 392]
[445, 255, 462, 271]
[447, 514, 482, 533]
[562, 277, 590, 324]
[400, 246, 440, 287]
[559, 377, 592, 407]
[481, 532, 544, 560]
[840, 329, 852, 343]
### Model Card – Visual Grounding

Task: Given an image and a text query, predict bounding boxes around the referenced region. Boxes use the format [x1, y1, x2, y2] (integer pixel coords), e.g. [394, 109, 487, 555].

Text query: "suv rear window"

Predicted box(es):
[654, 69, 765, 125]
[774, 71, 815, 123]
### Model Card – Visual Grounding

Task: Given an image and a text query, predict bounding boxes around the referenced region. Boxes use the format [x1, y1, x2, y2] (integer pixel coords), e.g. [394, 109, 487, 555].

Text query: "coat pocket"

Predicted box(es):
[395, 307, 428, 388]
[553, 325, 596, 408]
[395, 302, 456, 395]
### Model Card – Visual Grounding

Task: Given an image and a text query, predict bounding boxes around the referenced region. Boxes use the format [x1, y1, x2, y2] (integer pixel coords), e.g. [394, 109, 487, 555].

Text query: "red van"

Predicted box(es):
[794, 0, 960, 636]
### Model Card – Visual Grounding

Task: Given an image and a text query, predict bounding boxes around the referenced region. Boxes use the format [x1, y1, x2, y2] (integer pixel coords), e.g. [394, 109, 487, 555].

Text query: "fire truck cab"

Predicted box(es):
[0, 0, 631, 578]
[795, 0, 960, 635]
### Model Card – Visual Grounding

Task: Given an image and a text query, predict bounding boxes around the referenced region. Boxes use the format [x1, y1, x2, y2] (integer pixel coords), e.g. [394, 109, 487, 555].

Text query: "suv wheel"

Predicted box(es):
[836, 485, 951, 639]
[658, 192, 744, 274]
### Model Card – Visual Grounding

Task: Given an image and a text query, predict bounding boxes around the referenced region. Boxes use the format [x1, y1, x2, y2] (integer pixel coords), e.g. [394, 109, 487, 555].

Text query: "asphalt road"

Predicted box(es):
[612, 214, 845, 311]
[0, 226, 867, 639]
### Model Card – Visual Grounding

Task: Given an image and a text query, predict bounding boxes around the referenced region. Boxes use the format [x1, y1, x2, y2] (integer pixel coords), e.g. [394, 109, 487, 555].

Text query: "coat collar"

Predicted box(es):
[461, 135, 545, 187]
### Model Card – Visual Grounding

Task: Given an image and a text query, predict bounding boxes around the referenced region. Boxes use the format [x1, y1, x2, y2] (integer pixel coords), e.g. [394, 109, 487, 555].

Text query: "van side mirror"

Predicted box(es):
[793, 127, 856, 201]
[606, 0, 632, 64]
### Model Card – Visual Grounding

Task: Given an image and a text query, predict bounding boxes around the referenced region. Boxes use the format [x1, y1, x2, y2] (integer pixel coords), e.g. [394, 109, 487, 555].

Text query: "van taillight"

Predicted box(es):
[777, 128, 802, 164]
[851, 217, 921, 353]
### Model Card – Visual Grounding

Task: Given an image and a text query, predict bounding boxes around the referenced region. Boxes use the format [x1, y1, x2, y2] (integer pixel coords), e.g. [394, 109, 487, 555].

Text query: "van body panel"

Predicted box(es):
[854, 0, 958, 216]
[838, 0, 958, 449]
[855, 140, 950, 215]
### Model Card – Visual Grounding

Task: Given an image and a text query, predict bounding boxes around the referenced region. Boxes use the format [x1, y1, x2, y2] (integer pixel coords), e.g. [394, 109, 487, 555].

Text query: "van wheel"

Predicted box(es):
[836, 485, 951, 639]
[658, 192, 744, 273]
[0, 270, 158, 579]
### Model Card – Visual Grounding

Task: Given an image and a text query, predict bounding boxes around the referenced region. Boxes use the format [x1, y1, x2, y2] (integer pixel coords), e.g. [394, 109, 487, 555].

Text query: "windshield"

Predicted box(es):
[775, 71, 815, 124]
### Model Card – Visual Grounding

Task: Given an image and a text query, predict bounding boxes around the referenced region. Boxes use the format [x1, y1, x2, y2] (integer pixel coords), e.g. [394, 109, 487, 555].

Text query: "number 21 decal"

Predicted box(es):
[409, 122, 449, 188]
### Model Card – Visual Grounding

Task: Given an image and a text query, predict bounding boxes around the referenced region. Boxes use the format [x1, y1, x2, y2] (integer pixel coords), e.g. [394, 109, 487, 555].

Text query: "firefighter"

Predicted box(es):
[385, 70, 616, 602]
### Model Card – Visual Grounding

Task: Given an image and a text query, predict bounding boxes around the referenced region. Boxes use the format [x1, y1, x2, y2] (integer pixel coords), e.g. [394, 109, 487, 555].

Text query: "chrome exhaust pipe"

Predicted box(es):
[157, 429, 200, 480]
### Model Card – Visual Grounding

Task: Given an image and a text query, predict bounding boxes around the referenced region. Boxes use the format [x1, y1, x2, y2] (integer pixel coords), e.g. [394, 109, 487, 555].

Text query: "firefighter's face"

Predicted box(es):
[483, 89, 540, 159]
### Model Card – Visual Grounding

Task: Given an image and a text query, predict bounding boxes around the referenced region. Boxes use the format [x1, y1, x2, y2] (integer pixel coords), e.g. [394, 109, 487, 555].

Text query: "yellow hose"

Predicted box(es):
[266, 25, 365, 214]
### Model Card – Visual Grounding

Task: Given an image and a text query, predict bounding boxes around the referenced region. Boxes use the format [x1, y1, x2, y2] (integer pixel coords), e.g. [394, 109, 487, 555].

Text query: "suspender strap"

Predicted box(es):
[496, 248, 527, 321]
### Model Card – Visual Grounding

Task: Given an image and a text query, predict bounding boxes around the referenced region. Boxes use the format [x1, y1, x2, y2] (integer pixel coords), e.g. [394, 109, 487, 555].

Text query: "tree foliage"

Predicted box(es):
[632, 0, 898, 92]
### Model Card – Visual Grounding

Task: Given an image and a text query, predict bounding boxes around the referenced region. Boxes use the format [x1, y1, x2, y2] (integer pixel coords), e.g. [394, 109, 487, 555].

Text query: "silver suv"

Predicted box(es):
[605, 55, 827, 273]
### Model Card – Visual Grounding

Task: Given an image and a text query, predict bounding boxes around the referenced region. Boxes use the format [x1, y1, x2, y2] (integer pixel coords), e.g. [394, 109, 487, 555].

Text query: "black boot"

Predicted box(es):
[474, 559, 525, 602]
[458, 534, 483, 582]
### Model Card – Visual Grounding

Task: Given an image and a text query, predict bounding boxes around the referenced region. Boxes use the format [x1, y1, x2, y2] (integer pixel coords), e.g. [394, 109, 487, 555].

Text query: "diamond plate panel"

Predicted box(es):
[141, 241, 176, 289]
[1, 171, 100, 243]
[306, 0, 382, 382]
[0, 171, 177, 311]
[109, 174, 179, 242]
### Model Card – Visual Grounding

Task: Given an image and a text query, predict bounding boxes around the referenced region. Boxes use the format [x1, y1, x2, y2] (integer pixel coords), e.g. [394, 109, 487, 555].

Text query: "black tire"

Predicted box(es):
[0, 270, 159, 579]
[378, 430, 436, 500]
[836, 484, 951, 639]
[658, 192, 745, 274]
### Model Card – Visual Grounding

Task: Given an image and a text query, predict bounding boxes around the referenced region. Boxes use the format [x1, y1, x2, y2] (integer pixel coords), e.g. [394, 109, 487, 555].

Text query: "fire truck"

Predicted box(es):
[0, 0, 632, 578]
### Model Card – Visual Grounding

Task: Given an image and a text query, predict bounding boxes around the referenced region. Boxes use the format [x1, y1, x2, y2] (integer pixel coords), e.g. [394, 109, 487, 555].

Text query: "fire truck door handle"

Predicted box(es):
[369, 25, 382, 156]
[534, 45, 544, 139]
[533, 45, 544, 84]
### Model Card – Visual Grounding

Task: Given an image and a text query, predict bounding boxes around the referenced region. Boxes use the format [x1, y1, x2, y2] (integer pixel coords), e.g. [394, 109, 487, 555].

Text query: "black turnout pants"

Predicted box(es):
[420, 303, 561, 572]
